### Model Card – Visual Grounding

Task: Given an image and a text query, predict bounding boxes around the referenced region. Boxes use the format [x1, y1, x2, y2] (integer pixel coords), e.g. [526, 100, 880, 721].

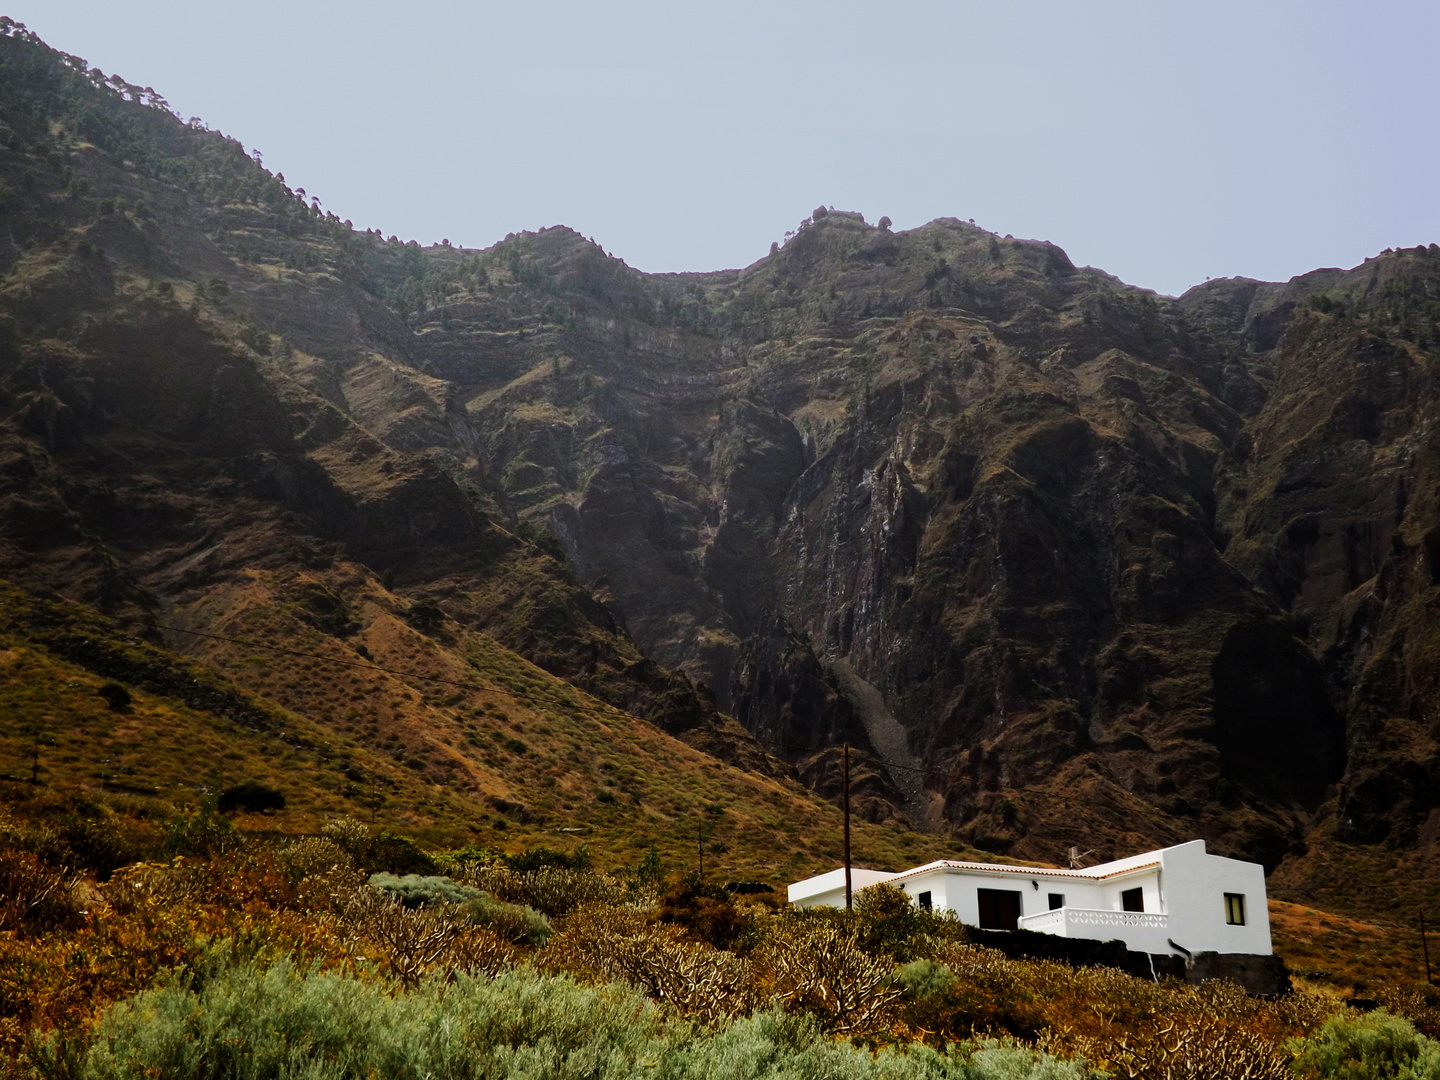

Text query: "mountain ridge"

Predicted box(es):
[4, 19, 1440, 932]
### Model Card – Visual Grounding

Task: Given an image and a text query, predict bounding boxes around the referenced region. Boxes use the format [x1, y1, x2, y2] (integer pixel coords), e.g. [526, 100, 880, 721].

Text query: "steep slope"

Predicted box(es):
[7, 19, 1440, 930]
[0, 579, 968, 879]
[0, 19, 743, 766]
[1183, 252, 1440, 917]
[398, 213, 1323, 868]
[417, 223, 1440, 891]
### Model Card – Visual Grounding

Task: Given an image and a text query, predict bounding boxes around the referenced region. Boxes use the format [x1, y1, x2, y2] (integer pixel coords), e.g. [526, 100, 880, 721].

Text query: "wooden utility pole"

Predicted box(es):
[1424, 913, 1433, 984]
[697, 823, 704, 882]
[843, 742, 852, 911]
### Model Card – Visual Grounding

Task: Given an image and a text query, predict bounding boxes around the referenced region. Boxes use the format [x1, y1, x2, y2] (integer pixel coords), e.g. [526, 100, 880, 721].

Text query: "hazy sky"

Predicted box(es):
[22, 1, 1440, 296]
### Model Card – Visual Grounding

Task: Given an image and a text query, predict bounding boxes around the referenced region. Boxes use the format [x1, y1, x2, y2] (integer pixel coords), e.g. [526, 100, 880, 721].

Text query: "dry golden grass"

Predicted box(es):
[0, 576, 978, 885]
[1269, 898, 1433, 995]
[9, 575, 1436, 998]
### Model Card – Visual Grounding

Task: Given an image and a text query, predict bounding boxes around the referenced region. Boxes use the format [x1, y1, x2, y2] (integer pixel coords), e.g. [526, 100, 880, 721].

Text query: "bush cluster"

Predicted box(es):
[34, 959, 1100, 1080]
[12, 800, 1440, 1078]
[367, 872, 551, 946]
[322, 816, 438, 875]
[453, 862, 626, 917]
[1291, 1010, 1440, 1080]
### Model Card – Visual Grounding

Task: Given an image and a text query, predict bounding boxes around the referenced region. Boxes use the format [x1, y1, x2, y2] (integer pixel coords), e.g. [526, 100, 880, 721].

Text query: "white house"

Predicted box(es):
[788, 840, 1271, 957]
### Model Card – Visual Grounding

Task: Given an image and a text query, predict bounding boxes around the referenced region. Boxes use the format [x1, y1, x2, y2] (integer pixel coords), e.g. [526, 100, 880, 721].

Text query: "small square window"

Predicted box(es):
[1048, 893, 1065, 910]
[917, 890, 933, 911]
[1121, 887, 1144, 912]
[1224, 893, 1246, 925]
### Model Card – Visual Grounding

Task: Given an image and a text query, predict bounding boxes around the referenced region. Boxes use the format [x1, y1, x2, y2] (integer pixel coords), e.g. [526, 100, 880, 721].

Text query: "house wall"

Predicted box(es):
[787, 841, 1272, 958]
[1158, 840, 1271, 956]
[1096, 873, 1162, 914]
[892, 869, 1158, 926]
[1044, 878, 1105, 910]
[788, 867, 893, 908]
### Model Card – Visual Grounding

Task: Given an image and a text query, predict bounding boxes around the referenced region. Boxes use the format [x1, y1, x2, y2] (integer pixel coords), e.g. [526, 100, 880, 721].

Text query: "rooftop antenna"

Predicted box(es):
[1068, 846, 1095, 869]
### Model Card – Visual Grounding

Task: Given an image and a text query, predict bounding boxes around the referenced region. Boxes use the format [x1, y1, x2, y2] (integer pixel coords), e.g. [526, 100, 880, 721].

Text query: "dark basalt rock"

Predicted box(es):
[9, 21, 1440, 916]
[1210, 620, 1346, 804]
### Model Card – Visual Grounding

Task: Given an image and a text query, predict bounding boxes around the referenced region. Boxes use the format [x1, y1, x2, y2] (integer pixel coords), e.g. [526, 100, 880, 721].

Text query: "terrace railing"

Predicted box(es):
[1016, 907, 1169, 936]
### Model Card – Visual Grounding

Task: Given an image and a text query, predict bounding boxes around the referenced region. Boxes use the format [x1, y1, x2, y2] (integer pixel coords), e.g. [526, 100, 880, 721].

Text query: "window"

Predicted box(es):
[1048, 893, 1065, 911]
[1121, 887, 1145, 912]
[977, 888, 1023, 930]
[917, 890, 933, 911]
[1225, 893, 1246, 925]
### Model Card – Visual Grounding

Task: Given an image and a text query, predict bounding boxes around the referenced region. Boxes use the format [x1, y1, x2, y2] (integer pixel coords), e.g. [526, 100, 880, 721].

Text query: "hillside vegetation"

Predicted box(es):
[6, 813, 1440, 1079]
[5, 18, 1440, 1075]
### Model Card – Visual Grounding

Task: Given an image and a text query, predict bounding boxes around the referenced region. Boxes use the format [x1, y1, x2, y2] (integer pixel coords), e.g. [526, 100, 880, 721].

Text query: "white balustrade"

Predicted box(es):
[1016, 907, 1169, 938]
[1016, 908, 1065, 933]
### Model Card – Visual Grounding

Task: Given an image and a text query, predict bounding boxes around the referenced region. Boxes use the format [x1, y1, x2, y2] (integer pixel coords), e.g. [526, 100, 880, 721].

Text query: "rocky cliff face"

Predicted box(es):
[388, 215, 1287, 864]
[1189, 262, 1440, 882]
[421, 219, 1440, 884]
[6, 23, 1440, 911]
[0, 24, 744, 767]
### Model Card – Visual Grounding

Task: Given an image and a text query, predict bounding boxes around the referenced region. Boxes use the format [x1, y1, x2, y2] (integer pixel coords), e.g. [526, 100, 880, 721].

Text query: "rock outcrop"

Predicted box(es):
[7, 23, 1440, 916]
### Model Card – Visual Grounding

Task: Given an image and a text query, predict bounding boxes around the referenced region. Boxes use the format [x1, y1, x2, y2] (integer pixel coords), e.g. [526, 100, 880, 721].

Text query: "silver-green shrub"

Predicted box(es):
[1290, 1009, 1440, 1080]
[36, 958, 1102, 1080]
[367, 873, 551, 945]
[456, 864, 625, 917]
[367, 872, 484, 908]
[896, 959, 957, 999]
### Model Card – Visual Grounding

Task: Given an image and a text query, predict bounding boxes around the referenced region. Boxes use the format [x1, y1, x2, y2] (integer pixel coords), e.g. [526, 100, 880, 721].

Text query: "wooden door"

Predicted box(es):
[977, 888, 1022, 930]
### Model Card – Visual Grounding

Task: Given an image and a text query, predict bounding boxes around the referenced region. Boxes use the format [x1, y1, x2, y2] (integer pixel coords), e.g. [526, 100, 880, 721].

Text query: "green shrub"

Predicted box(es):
[279, 838, 365, 905]
[162, 800, 239, 858]
[404, 597, 445, 633]
[470, 891, 551, 946]
[789, 883, 963, 964]
[53, 812, 137, 880]
[435, 844, 504, 868]
[0, 802, 135, 881]
[904, 950, 1047, 1041]
[897, 958, 956, 998]
[35, 957, 1101, 1079]
[364, 832, 435, 875]
[657, 878, 753, 951]
[0, 846, 81, 930]
[502, 844, 590, 873]
[322, 817, 437, 876]
[367, 873, 551, 945]
[456, 863, 624, 917]
[633, 845, 664, 888]
[1291, 1009, 1440, 1080]
[96, 682, 130, 711]
[368, 872, 482, 908]
[854, 882, 952, 962]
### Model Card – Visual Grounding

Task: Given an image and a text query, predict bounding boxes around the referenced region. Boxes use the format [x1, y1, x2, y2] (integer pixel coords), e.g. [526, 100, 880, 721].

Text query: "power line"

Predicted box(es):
[756, 740, 931, 776]
[762, 736, 1059, 793]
